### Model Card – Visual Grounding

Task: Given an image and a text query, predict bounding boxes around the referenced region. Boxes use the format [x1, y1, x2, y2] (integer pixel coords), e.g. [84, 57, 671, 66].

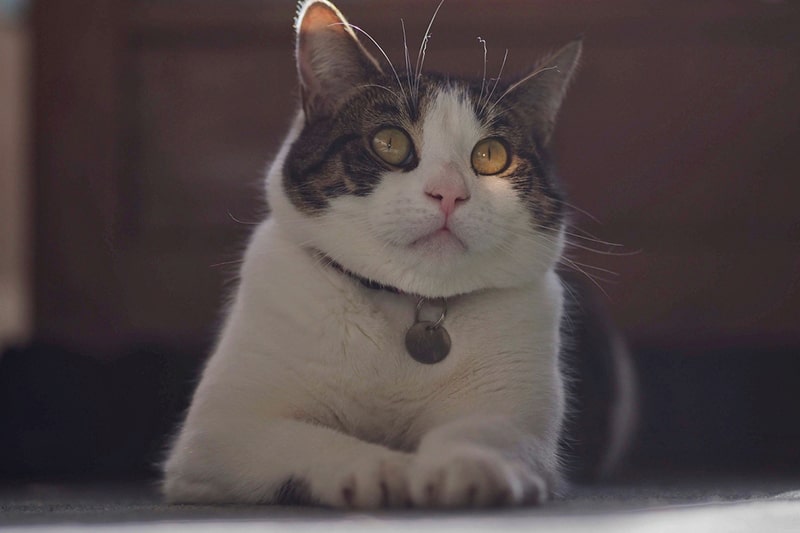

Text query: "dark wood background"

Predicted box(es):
[33, 0, 800, 357]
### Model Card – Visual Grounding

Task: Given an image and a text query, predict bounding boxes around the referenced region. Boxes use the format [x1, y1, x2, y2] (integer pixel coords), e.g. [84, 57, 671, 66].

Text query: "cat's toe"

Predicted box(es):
[410, 446, 544, 508]
[332, 452, 412, 509]
[520, 468, 549, 505]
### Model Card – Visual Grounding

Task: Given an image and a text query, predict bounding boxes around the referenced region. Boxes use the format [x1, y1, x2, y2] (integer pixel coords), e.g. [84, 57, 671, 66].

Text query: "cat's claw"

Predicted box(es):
[409, 446, 546, 508]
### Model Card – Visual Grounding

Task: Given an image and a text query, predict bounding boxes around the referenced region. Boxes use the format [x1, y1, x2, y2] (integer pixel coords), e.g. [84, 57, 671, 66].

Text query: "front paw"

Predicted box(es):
[320, 451, 413, 509]
[409, 446, 547, 508]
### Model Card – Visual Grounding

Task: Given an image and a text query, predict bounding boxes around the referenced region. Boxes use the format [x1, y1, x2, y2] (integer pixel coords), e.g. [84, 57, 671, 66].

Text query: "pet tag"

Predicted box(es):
[404, 298, 451, 364]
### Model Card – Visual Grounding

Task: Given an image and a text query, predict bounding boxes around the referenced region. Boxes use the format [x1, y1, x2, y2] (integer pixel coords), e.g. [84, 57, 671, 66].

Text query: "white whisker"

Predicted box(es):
[227, 211, 261, 225]
[566, 238, 640, 257]
[401, 19, 415, 108]
[357, 84, 403, 101]
[209, 259, 245, 269]
[486, 65, 557, 117]
[332, 22, 409, 107]
[560, 257, 612, 298]
[477, 37, 488, 107]
[556, 198, 602, 224]
[481, 48, 508, 115]
[562, 229, 626, 249]
[415, 0, 445, 102]
[565, 259, 618, 277]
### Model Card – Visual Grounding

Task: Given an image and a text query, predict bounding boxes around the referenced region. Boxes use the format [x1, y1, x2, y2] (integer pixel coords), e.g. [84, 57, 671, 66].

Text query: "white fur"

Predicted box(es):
[163, 88, 566, 508]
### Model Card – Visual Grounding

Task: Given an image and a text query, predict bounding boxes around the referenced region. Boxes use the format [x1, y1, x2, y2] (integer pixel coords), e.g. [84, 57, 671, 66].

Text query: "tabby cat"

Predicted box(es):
[163, 0, 629, 508]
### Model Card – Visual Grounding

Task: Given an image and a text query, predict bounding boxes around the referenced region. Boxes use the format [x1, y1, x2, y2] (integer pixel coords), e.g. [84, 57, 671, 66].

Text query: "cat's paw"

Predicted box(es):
[408, 446, 547, 508]
[320, 451, 413, 509]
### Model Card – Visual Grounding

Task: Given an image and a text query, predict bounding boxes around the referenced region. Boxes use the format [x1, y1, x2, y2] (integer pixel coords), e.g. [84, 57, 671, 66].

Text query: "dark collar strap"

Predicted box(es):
[315, 251, 404, 294]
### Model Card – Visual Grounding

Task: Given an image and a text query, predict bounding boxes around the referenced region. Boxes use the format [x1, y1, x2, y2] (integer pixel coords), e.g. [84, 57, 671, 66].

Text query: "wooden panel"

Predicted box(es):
[33, 0, 800, 355]
[557, 45, 800, 237]
[127, 45, 293, 236]
[567, 245, 800, 344]
[0, 22, 31, 345]
[33, 0, 125, 352]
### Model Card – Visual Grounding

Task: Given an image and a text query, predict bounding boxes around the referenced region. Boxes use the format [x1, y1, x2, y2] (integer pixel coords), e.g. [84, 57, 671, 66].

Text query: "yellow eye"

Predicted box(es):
[471, 138, 510, 175]
[371, 127, 413, 166]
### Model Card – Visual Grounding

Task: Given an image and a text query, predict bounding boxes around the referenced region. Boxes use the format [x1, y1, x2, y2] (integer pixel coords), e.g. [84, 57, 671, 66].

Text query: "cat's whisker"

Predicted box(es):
[333, 22, 409, 106]
[564, 259, 619, 277]
[486, 228, 555, 263]
[492, 222, 623, 257]
[227, 211, 261, 225]
[559, 281, 583, 311]
[565, 238, 640, 257]
[526, 227, 619, 259]
[559, 257, 613, 298]
[481, 49, 508, 115]
[486, 65, 557, 117]
[483, 216, 554, 241]
[401, 19, 415, 109]
[477, 37, 488, 107]
[414, 0, 445, 103]
[561, 229, 626, 249]
[555, 198, 603, 224]
[209, 258, 245, 269]
[561, 225, 624, 246]
[483, 221, 625, 275]
[357, 84, 403, 101]
[415, 35, 431, 103]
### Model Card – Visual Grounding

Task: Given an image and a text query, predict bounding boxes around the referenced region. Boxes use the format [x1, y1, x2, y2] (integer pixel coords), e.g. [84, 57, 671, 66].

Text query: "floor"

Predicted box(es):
[1, 478, 799, 532]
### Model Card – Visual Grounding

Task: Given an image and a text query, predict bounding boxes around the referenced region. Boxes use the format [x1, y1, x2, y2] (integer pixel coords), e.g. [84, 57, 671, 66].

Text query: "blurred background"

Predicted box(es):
[0, 0, 798, 482]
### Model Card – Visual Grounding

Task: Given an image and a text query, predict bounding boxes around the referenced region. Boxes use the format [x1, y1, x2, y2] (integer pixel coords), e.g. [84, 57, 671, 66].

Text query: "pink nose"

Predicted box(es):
[425, 178, 470, 217]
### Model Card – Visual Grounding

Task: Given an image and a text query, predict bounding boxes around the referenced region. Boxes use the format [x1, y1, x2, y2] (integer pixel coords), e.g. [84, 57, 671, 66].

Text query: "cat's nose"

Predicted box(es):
[425, 184, 470, 217]
[425, 171, 470, 217]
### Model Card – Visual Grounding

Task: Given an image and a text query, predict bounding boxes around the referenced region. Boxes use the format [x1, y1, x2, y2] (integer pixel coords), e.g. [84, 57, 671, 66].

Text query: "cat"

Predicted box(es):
[162, 0, 630, 508]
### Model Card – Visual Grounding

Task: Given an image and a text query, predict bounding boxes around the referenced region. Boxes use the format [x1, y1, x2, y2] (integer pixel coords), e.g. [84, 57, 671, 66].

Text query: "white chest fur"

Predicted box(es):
[195, 219, 565, 454]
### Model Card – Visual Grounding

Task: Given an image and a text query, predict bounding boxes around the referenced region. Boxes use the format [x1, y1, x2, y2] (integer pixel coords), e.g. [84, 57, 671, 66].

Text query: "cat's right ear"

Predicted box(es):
[295, 0, 382, 121]
[504, 39, 582, 146]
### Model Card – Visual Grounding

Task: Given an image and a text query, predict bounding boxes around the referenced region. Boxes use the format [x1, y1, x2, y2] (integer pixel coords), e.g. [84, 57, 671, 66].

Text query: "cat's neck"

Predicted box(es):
[312, 250, 404, 295]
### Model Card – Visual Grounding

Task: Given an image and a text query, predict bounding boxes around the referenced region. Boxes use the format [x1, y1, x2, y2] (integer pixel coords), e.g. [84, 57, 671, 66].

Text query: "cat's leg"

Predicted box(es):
[163, 418, 412, 508]
[408, 415, 560, 507]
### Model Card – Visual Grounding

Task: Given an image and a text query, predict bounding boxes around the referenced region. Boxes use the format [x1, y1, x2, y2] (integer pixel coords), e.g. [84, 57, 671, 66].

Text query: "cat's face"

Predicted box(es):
[269, 1, 580, 298]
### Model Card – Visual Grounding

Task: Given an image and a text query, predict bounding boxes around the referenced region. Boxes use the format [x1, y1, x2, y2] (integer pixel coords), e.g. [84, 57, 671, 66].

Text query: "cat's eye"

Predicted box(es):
[471, 138, 510, 175]
[371, 127, 413, 167]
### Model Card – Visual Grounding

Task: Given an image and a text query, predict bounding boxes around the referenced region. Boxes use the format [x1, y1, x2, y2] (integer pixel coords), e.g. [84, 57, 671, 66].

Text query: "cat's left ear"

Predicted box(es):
[295, 0, 383, 121]
[506, 39, 582, 145]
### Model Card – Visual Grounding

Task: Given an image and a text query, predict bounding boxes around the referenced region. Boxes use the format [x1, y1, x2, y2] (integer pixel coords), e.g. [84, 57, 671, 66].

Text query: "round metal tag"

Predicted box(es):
[404, 321, 451, 364]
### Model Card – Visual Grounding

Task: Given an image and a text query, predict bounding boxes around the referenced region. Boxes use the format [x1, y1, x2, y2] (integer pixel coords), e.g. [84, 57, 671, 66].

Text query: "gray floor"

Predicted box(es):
[2, 477, 800, 532]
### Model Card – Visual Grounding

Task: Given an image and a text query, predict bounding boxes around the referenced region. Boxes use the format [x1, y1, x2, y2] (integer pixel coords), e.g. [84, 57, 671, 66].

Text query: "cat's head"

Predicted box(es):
[267, 0, 580, 298]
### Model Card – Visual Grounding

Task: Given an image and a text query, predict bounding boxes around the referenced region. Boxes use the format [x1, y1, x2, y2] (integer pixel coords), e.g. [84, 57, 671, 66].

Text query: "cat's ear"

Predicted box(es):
[506, 39, 582, 145]
[295, 0, 382, 121]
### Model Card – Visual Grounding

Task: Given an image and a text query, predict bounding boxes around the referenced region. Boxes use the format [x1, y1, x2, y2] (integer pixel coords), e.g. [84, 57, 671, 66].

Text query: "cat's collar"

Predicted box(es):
[314, 251, 404, 295]
[312, 249, 451, 364]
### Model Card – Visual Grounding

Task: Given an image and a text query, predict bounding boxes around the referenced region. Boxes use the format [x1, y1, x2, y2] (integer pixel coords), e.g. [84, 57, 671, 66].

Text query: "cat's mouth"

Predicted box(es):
[409, 228, 467, 255]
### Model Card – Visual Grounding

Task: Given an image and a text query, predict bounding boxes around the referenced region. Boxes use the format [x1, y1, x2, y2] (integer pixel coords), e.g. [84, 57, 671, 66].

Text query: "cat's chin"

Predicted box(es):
[408, 228, 467, 257]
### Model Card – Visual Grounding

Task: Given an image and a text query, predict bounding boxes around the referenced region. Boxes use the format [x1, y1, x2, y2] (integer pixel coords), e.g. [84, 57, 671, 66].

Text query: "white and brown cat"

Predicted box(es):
[163, 0, 629, 508]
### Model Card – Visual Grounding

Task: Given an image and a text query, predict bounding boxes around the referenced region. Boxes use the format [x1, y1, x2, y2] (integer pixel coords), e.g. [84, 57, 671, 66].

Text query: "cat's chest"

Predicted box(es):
[301, 286, 549, 446]
[325, 290, 512, 371]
